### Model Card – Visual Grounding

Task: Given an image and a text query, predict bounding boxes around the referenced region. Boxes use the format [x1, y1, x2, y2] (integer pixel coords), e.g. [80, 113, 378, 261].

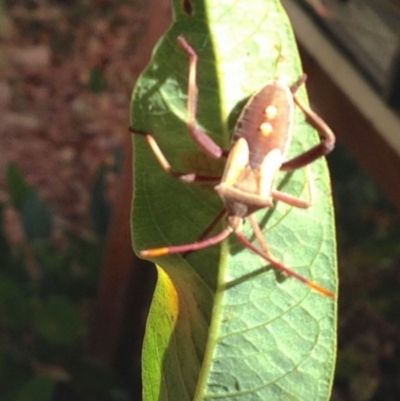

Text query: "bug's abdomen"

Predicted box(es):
[233, 82, 294, 168]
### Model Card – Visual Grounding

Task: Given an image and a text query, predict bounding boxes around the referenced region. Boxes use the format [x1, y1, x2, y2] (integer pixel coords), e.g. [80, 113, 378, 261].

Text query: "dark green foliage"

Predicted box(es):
[6, 164, 31, 214]
[329, 145, 400, 401]
[87, 67, 107, 94]
[90, 165, 112, 238]
[0, 163, 125, 401]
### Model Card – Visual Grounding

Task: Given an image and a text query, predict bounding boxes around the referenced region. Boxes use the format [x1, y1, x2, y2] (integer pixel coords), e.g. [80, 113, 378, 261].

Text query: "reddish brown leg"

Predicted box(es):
[237, 216, 334, 299]
[177, 36, 224, 160]
[281, 76, 335, 171]
[131, 128, 221, 183]
[140, 226, 232, 257]
[289, 74, 307, 95]
[272, 189, 310, 208]
[181, 208, 227, 257]
[272, 165, 314, 208]
[140, 209, 227, 257]
[130, 36, 228, 182]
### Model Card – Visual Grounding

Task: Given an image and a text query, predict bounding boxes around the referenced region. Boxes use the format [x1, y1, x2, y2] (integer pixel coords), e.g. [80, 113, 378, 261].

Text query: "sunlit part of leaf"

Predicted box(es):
[131, 0, 337, 400]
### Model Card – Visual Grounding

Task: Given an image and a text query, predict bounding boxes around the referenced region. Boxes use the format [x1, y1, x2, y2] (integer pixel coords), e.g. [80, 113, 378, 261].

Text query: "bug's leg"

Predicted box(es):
[188, 209, 227, 245]
[141, 209, 227, 258]
[182, 208, 227, 257]
[289, 74, 307, 95]
[131, 128, 221, 183]
[272, 164, 314, 208]
[177, 36, 225, 160]
[281, 77, 335, 171]
[236, 215, 335, 299]
[248, 214, 273, 256]
[140, 226, 232, 257]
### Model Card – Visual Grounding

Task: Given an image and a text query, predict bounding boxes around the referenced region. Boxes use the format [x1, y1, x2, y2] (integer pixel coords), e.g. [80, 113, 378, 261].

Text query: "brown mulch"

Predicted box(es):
[0, 0, 144, 233]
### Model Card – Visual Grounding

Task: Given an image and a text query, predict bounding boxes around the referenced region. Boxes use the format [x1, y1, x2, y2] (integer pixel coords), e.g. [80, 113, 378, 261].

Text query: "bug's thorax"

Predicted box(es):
[215, 146, 282, 218]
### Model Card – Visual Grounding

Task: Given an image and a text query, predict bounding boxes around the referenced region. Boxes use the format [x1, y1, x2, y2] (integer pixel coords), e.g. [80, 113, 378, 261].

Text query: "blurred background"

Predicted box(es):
[0, 0, 400, 400]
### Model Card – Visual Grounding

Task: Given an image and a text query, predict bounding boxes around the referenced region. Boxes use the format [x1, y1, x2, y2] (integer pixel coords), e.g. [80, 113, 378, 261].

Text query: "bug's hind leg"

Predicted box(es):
[281, 76, 335, 171]
[236, 215, 335, 298]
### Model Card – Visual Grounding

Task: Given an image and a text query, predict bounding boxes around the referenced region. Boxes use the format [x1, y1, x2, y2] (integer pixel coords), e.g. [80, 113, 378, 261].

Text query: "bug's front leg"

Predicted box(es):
[177, 36, 225, 160]
[131, 128, 221, 183]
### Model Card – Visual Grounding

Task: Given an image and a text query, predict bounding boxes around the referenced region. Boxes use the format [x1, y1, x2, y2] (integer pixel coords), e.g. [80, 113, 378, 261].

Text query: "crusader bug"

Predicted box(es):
[132, 36, 336, 298]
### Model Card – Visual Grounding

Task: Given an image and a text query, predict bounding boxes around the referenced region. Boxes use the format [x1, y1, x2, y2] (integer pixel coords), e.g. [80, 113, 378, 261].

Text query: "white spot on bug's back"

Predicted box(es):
[260, 122, 273, 136]
[264, 105, 278, 120]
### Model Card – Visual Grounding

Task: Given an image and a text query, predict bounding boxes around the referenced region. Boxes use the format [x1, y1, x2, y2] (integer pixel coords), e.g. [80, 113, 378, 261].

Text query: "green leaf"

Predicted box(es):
[6, 163, 54, 240]
[22, 191, 54, 241]
[131, 1, 337, 400]
[6, 163, 31, 213]
[87, 67, 107, 94]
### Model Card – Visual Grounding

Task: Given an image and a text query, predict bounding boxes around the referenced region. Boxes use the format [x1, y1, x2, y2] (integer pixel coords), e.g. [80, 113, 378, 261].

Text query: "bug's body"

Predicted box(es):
[235, 83, 294, 167]
[132, 36, 336, 298]
[217, 82, 295, 220]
